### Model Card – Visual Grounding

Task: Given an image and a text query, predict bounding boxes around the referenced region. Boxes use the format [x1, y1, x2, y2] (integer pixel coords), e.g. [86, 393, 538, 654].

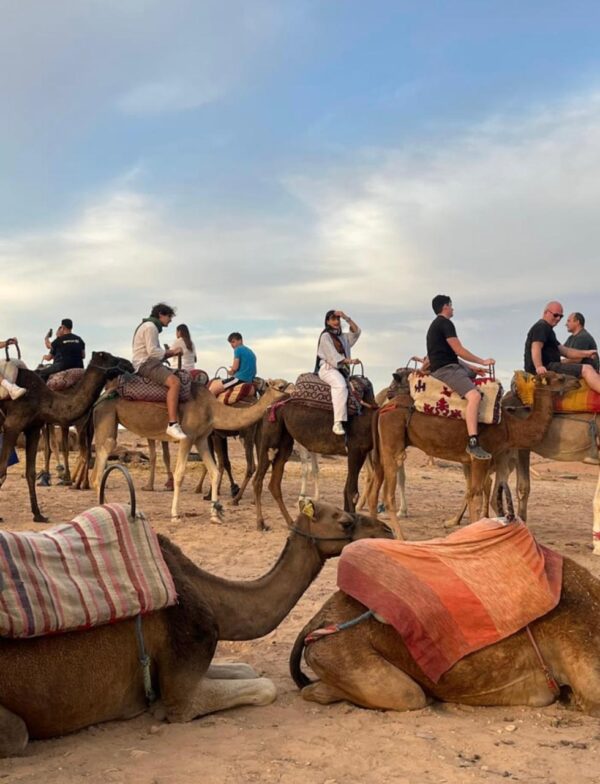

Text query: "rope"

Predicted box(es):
[304, 610, 374, 644]
[134, 615, 157, 704]
[525, 625, 560, 696]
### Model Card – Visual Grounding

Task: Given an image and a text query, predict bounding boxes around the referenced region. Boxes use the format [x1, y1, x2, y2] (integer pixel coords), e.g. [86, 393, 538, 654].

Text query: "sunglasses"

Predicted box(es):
[548, 312, 564, 319]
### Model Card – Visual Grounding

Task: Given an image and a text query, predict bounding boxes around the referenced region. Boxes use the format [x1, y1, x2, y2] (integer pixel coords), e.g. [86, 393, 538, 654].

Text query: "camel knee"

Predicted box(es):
[0, 705, 29, 758]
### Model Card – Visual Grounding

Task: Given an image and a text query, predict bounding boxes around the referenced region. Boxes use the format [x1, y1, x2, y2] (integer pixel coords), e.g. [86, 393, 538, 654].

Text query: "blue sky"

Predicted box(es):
[2, 1, 600, 390]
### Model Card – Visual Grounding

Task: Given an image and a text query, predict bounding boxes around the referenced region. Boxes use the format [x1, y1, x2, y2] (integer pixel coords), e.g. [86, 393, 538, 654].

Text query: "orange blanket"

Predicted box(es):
[513, 371, 600, 413]
[337, 520, 562, 682]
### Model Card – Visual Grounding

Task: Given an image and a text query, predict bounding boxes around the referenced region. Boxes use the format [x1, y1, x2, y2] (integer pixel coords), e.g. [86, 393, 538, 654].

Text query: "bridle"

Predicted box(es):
[287, 514, 358, 544]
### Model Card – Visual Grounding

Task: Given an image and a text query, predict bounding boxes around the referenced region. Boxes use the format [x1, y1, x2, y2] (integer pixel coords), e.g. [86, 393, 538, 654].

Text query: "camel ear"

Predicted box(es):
[299, 498, 315, 519]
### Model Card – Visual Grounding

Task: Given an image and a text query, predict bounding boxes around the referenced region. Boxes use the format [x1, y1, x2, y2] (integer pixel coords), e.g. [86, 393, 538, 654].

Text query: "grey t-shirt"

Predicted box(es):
[564, 328, 599, 371]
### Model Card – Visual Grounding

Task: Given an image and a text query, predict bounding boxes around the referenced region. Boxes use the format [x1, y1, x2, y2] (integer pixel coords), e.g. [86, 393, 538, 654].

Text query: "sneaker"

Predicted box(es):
[466, 442, 491, 460]
[332, 421, 345, 436]
[166, 422, 187, 441]
[8, 384, 26, 401]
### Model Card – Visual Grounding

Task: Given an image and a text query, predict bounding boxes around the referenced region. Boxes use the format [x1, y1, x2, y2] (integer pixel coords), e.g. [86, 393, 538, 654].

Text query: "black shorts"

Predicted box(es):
[547, 362, 582, 378]
[222, 377, 241, 390]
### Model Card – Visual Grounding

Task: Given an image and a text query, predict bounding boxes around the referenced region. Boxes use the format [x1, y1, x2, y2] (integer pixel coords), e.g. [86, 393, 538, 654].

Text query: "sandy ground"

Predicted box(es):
[1, 434, 600, 784]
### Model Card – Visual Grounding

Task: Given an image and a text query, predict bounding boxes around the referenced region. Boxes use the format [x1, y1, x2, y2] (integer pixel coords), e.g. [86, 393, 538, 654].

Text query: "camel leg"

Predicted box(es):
[170, 438, 193, 520]
[253, 437, 273, 531]
[367, 451, 384, 519]
[355, 454, 371, 512]
[466, 458, 491, 522]
[396, 463, 408, 518]
[143, 439, 158, 491]
[194, 437, 223, 523]
[267, 429, 295, 527]
[194, 463, 208, 495]
[231, 427, 255, 506]
[0, 704, 29, 757]
[163, 675, 276, 722]
[206, 662, 259, 679]
[91, 407, 118, 493]
[445, 464, 470, 528]
[516, 449, 531, 522]
[25, 427, 47, 523]
[344, 447, 368, 513]
[58, 425, 72, 485]
[592, 467, 600, 555]
[310, 452, 320, 501]
[73, 415, 92, 490]
[381, 448, 405, 540]
[299, 447, 310, 501]
[162, 442, 173, 490]
[305, 632, 428, 711]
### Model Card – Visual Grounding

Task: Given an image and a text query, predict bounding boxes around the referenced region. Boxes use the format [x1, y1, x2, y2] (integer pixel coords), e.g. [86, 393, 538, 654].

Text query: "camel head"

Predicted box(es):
[88, 351, 134, 380]
[290, 498, 393, 559]
[390, 368, 412, 395]
[534, 371, 580, 396]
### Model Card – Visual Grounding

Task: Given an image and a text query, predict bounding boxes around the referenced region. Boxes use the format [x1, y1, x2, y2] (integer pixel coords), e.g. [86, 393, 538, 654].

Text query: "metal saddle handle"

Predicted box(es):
[99, 463, 137, 519]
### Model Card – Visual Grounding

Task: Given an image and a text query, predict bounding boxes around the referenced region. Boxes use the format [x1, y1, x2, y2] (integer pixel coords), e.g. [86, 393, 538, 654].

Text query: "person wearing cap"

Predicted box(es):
[37, 318, 86, 380]
[0, 337, 26, 400]
[315, 310, 361, 436]
[524, 301, 600, 390]
[426, 295, 495, 460]
[564, 312, 599, 372]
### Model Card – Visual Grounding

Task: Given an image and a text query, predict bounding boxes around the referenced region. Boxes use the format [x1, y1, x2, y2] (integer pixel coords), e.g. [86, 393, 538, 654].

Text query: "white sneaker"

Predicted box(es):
[8, 384, 27, 401]
[166, 422, 187, 441]
[332, 421, 345, 436]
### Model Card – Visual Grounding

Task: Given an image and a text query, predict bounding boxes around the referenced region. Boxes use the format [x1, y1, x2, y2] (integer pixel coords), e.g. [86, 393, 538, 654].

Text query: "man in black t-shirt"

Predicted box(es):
[37, 318, 86, 380]
[524, 301, 600, 392]
[425, 295, 495, 460]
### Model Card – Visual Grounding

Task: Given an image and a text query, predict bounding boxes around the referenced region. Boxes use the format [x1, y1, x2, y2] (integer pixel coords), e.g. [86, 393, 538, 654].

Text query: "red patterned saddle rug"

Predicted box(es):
[409, 371, 503, 424]
[289, 373, 369, 416]
[217, 382, 257, 405]
[47, 368, 85, 391]
[0, 503, 177, 639]
[337, 519, 562, 682]
[117, 369, 192, 403]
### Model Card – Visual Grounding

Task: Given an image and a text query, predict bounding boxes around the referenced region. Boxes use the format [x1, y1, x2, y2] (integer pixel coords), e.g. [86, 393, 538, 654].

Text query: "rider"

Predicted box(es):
[37, 318, 85, 380]
[315, 310, 361, 435]
[209, 332, 256, 396]
[0, 338, 26, 400]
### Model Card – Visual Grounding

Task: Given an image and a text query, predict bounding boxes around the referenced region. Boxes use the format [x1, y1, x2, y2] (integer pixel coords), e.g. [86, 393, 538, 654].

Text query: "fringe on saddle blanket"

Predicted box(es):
[0, 503, 177, 639]
[337, 519, 563, 682]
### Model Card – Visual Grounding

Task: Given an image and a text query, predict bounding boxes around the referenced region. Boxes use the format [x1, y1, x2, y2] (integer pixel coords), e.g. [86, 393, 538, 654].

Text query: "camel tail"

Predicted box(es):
[289, 621, 315, 689]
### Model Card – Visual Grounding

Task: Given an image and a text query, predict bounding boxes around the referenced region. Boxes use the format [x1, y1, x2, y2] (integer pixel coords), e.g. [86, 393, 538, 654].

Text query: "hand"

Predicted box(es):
[535, 365, 548, 375]
[586, 350, 598, 358]
[475, 366, 488, 376]
[7, 337, 16, 345]
[482, 358, 495, 366]
[335, 310, 349, 321]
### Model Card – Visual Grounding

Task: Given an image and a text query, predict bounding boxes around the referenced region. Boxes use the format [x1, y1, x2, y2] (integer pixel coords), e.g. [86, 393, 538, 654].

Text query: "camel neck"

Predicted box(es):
[182, 536, 324, 640]
[504, 387, 554, 449]
[40, 368, 107, 425]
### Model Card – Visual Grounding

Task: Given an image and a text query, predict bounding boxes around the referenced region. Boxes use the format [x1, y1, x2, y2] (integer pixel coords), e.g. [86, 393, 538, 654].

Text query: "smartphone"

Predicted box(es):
[163, 343, 170, 350]
[46, 328, 53, 338]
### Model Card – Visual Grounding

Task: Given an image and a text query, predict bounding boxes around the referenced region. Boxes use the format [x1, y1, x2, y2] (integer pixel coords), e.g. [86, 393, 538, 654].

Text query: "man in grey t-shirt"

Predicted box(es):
[564, 312, 599, 372]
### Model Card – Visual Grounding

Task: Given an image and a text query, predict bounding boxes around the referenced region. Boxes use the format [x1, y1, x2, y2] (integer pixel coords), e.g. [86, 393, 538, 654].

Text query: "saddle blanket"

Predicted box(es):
[217, 381, 256, 405]
[118, 369, 192, 403]
[47, 367, 85, 391]
[289, 373, 363, 417]
[0, 359, 27, 400]
[513, 371, 600, 413]
[409, 371, 503, 424]
[0, 503, 177, 639]
[337, 519, 563, 682]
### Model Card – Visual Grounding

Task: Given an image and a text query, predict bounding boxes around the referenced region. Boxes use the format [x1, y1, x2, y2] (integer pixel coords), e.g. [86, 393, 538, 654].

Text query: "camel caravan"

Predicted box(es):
[1, 296, 600, 756]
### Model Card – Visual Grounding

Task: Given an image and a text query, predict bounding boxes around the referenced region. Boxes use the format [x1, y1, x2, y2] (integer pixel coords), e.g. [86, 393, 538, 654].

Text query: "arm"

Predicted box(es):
[559, 344, 597, 361]
[318, 333, 346, 368]
[0, 338, 17, 350]
[228, 357, 241, 375]
[44, 335, 52, 350]
[531, 341, 545, 373]
[143, 324, 167, 362]
[446, 337, 494, 367]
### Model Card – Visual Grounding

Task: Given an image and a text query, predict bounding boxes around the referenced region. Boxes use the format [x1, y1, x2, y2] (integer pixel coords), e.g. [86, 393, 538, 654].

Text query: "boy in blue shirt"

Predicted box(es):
[209, 332, 257, 396]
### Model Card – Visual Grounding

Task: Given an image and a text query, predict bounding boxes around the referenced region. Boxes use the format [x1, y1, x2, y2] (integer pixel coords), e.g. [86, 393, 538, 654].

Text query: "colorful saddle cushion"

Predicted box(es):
[46, 367, 85, 391]
[0, 503, 177, 639]
[409, 371, 503, 424]
[217, 382, 256, 405]
[117, 369, 192, 403]
[288, 373, 369, 417]
[337, 519, 563, 682]
[513, 371, 600, 413]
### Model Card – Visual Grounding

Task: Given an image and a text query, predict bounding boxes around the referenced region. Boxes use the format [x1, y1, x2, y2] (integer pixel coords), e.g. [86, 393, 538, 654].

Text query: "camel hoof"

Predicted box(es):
[141, 485, 153, 492]
[257, 521, 271, 532]
[444, 518, 461, 528]
[33, 514, 48, 524]
[171, 515, 182, 523]
[165, 479, 174, 491]
[593, 542, 600, 556]
[36, 472, 51, 487]
[230, 483, 240, 498]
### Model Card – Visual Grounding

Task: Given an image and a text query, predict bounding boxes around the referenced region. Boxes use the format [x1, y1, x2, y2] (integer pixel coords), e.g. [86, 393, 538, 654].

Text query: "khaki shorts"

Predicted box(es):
[137, 358, 173, 385]
[432, 363, 477, 398]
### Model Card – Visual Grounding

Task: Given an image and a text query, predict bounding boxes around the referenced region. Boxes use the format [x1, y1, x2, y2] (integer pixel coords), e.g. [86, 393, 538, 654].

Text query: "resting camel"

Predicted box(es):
[368, 372, 579, 538]
[0, 500, 391, 757]
[0, 352, 134, 522]
[290, 554, 600, 716]
[91, 381, 288, 521]
[252, 379, 378, 531]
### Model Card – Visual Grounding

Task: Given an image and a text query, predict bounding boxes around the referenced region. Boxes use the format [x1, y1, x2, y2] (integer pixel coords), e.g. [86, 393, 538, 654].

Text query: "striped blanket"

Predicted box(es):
[409, 371, 503, 424]
[513, 371, 600, 413]
[337, 519, 563, 682]
[0, 503, 177, 639]
[217, 382, 256, 405]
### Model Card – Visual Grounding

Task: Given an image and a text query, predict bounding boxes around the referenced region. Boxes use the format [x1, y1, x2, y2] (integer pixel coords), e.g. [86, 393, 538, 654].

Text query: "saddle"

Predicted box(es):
[117, 369, 193, 404]
[46, 367, 85, 391]
[217, 381, 257, 406]
[289, 372, 372, 417]
[409, 371, 503, 424]
[0, 503, 176, 639]
[337, 519, 563, 682]
[513, 371, 600, 414]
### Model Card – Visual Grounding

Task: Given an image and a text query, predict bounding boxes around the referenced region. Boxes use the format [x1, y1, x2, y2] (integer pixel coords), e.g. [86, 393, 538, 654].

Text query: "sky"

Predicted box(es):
[2, 0, 600, 392]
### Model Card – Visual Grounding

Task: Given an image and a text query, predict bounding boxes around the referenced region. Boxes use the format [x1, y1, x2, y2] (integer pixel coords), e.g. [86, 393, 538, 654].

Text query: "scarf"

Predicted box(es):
[314, 326, 348, 373]
[134, 316, 163, 338]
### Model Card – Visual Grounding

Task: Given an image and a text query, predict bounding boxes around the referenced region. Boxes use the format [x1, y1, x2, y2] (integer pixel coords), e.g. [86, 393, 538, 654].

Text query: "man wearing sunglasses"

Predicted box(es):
[524, 301, 600, 392]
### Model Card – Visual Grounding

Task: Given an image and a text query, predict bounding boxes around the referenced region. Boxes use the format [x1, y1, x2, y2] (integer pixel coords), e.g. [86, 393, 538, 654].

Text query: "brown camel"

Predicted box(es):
[252, 379, 378, 531]
[91, 381, 288, 521]
[290, 555, 600, 716]
[0, 500, 391, 757]
[368, 372, 579, 538]
[0, 352, 134, 522]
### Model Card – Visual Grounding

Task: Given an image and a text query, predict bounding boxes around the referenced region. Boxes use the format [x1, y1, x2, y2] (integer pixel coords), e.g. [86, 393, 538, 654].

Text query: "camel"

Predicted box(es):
[252, 378, 378, 531]
[368, 372, 579, 538]
[0, 500, 391, 757]
[0, 352, 134, 522]
[290, 553, 600, 716]
[91, 381, 288, 521]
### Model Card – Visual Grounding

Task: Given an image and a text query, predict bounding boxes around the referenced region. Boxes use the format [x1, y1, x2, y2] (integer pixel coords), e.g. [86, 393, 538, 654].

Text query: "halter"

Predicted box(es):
[287, 514, 358, 544]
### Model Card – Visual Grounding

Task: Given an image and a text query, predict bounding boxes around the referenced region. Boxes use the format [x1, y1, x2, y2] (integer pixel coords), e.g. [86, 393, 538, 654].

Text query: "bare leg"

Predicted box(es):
[165, 375, 181, 424]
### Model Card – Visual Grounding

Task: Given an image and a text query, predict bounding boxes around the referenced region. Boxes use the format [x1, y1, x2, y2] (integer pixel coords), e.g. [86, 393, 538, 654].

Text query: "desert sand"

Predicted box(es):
[1, 434, 600, 784]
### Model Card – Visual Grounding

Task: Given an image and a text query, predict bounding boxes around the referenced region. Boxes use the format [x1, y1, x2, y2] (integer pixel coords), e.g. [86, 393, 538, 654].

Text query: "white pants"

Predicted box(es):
[319, 366, 348, 422]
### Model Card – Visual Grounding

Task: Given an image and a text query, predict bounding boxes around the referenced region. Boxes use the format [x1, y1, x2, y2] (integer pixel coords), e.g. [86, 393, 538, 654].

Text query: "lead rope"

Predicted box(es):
[525, 625, 560, 696]
[135, 614, 157, 704]
[304, 610, 374, 645]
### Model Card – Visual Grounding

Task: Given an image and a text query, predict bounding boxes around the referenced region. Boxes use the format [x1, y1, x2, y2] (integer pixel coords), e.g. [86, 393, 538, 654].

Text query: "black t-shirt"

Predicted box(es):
[51, 333, 85, 369]
[426, 315, 459, 372]
[524, 320, 561, 373]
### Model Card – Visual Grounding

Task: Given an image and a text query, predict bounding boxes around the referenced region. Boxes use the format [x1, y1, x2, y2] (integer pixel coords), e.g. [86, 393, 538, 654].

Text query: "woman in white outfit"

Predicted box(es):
[316, 310, 361, 435]
[170, 324, 197, 371]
